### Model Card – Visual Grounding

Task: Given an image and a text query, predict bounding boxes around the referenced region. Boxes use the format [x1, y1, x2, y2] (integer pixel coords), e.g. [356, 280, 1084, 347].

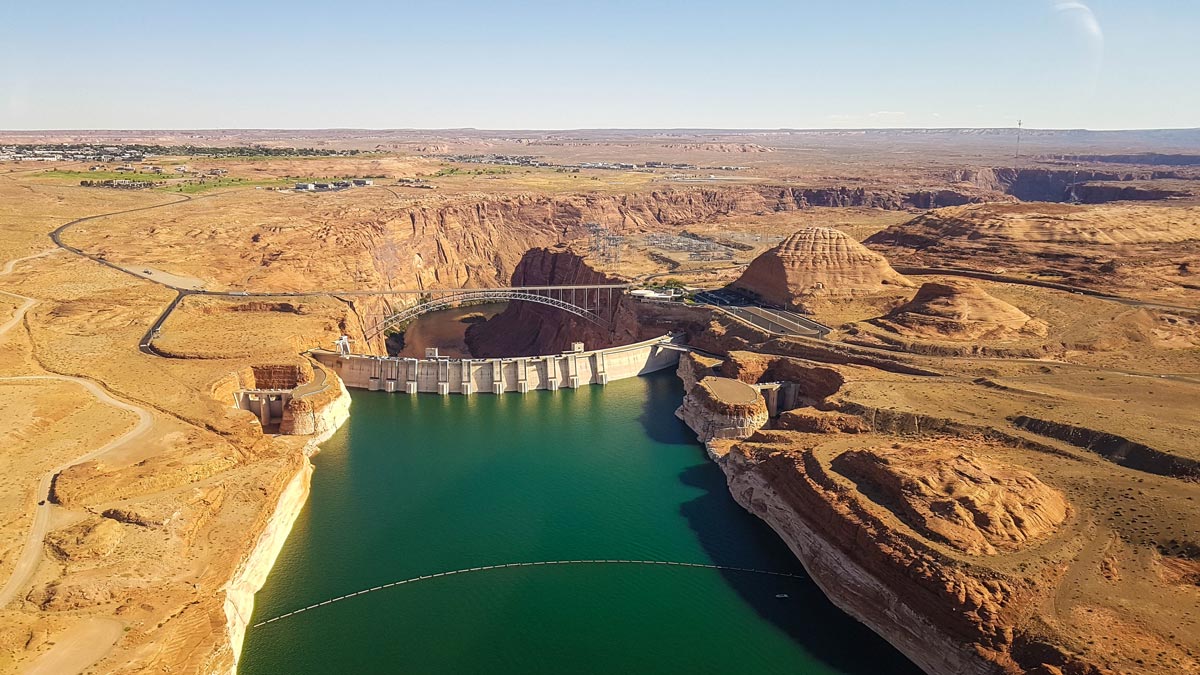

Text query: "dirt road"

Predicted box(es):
[0, 250, 156, 607]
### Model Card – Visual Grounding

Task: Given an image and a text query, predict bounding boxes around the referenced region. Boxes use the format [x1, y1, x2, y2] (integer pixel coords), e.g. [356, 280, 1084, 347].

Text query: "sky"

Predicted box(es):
[2, 0, 1197, 130]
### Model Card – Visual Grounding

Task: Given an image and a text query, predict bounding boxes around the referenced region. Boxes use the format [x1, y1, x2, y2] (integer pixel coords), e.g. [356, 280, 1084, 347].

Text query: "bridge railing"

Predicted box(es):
[362, 285, 630, 342]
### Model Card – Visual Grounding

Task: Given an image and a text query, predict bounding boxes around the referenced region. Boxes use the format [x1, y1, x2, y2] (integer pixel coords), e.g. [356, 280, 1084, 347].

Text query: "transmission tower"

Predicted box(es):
[1015, 119, 1023, 163]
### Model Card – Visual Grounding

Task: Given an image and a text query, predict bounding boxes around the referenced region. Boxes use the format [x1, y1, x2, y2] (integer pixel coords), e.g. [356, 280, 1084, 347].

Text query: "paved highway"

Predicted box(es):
[693, 289, 832, 338]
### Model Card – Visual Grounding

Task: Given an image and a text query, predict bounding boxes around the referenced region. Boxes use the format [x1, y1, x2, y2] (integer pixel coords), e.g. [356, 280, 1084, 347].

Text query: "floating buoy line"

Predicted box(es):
[252, 559, 806, 628]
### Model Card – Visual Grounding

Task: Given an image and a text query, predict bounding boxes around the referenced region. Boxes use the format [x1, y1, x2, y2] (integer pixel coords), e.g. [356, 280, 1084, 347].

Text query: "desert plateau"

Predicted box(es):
[3, 2, 1200, 674]
[0, 126, 1195, 675]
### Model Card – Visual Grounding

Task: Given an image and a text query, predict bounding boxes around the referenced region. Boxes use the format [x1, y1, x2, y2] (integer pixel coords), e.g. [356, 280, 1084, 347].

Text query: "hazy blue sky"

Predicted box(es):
[2, 0, 1196, 130]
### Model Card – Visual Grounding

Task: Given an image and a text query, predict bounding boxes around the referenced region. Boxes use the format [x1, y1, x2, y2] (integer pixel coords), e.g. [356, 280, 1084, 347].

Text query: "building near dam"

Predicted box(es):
[313, 335, 685, 395]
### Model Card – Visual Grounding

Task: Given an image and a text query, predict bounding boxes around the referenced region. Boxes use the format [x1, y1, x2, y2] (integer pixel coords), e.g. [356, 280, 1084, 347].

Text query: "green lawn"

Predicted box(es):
[162, 177, 295, 194]
[162, 176, 362, 194]
[39, 169, 173, 183]
[35, 169, 373, 195]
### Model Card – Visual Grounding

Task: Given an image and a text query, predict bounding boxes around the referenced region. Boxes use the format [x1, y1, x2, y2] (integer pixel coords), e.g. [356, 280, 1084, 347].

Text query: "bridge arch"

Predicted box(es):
[364, 287, 623, 341]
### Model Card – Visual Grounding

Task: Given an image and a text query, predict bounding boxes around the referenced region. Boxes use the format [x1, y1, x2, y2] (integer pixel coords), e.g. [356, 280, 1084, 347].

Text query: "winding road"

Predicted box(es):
[0, 250, 156, 608]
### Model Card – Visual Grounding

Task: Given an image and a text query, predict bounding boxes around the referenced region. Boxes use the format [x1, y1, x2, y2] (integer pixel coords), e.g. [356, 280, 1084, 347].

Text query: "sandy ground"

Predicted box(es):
[0, 172, 339, 673]
[0, 376, 153, 607]
[21, 618, 123, 675]
[0, 147, 1196, 674]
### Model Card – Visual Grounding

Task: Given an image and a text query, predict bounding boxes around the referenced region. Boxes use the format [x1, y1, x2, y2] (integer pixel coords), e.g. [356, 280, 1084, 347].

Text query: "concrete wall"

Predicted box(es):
[233, 390, 291, 429]
[314, 335, 684, 395]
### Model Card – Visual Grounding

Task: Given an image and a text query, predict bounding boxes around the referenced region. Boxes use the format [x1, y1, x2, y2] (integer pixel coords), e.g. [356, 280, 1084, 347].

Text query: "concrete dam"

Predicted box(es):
[313, 335, 685, 395]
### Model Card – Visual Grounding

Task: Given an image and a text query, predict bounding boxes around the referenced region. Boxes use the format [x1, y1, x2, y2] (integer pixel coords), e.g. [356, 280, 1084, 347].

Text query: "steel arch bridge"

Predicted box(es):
[363, 285, 629, 342]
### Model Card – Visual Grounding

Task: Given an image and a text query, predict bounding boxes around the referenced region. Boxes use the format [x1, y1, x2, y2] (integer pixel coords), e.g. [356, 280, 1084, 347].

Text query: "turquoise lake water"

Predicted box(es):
[239, 372, 919, 674]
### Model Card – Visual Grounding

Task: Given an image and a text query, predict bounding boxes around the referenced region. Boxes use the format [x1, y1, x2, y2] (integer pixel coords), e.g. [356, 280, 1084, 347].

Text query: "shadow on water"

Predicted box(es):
[638, 371, 921, 674]
[635, 371, 696, 445]
[676, 465, 922, 674]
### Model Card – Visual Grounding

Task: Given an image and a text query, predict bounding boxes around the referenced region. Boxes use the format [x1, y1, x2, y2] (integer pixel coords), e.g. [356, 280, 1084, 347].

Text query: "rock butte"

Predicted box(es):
[732, 227, 913, 311]
[874, 279, 1048, 341]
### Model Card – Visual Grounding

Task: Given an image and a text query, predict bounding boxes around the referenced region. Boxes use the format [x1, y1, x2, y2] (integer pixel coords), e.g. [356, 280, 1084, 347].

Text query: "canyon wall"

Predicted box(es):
[325, 184, 988, 342]
[221, 371, 351, 673]
[668, 350, 1123, 675]
[718, 447, 1015, 675]
[465, 246, 644, 357]
[268, 175, 1189, 350]
[950, 167, 1193, 202]
[222, 455, 312, 674]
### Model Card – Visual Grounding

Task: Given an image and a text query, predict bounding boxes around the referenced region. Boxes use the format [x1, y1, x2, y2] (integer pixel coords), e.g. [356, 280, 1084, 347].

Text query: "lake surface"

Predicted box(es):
[240, 373, 919, 674]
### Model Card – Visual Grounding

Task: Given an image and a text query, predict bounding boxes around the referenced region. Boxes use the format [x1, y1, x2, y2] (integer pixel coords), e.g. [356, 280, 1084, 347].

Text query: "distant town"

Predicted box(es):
[440, 153, 748, 173]
[0, 143, 360, 163]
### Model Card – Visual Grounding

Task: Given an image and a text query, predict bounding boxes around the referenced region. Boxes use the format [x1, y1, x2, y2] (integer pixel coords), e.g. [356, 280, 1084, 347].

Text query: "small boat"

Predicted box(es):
[775, 593, 789, 599]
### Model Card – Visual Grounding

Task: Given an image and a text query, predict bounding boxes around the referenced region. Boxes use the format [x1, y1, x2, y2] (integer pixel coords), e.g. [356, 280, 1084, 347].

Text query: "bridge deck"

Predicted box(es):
[336, 284, 630, 296]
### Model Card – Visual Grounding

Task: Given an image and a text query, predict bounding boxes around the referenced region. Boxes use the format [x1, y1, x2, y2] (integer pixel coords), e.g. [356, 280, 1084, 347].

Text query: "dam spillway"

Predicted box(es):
[312, 334, 684, 395]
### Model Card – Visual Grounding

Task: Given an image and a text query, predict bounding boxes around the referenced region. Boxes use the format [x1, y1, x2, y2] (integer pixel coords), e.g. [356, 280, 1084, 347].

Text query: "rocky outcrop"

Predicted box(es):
[718, 351, 846, 399]
[1011, 416, 1200, 480]
[243, 364, 309, 390]
[676, 351, 720, 392]
[674, 373, 768, 444]
[776, 408, 868, 434]
[44, 517, 126, 562]
[720, 440, 1057, 675]
[465, 245, 642, 357]
[731, 227, 912, 311]
[834, 444, 1070, 555]
[873, 279, 1047, 341]
[280, 361, 351, 438]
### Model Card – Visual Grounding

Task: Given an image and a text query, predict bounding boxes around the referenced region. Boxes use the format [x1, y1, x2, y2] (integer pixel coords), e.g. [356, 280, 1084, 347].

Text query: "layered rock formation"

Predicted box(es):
[874, 279, 1048, 341]
[671, 345, 1199, 675]
[721, 438, 1060, 675]
[834, 445, 1070, 556]
[674, 375, 768, 444]
[949, 167, 1194, 202]
[76, 184, 982, 317]
[865, 202, 1200, 303]
[718, 350, 846, 399]
[732, 227, 913, 310]
[465, 246, 642, 357]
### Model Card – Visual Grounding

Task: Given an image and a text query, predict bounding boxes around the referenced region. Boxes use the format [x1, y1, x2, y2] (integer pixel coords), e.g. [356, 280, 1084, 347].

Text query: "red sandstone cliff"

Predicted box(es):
[464, 246, 643, 357]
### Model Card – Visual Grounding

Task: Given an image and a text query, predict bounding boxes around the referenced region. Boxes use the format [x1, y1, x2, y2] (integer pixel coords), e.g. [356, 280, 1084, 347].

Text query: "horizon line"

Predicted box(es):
[3, 126, 1200, 134]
